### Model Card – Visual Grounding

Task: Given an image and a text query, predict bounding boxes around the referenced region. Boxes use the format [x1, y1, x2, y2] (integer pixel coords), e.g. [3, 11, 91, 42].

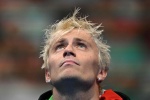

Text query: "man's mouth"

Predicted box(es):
[60, 59, 79, 67]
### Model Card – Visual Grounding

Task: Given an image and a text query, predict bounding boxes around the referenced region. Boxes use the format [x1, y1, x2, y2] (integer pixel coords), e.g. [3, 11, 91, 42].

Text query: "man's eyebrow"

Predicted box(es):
[55, 38, 66, 44]
[51, 38, 66, 48]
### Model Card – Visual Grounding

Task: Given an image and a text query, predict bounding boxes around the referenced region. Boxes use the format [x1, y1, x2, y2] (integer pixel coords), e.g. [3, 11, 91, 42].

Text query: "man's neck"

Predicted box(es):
[52, 80, 100, 100]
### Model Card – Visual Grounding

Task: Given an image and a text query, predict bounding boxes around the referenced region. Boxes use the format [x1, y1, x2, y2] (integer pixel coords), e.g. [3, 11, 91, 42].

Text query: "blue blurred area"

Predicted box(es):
[0, 0, 149, 100]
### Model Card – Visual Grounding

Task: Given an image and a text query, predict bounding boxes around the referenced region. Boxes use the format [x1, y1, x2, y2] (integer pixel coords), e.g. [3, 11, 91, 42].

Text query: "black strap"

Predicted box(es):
[38, 90, 130, 100]
[38, 90, 52, 100]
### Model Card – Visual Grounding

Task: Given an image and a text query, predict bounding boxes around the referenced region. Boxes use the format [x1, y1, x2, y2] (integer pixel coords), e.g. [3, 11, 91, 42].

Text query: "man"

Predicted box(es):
[39, 9, 130, 100]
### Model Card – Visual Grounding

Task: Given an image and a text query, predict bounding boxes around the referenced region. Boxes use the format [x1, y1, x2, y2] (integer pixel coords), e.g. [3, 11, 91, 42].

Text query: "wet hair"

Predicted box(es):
[40, 8, 110, 71]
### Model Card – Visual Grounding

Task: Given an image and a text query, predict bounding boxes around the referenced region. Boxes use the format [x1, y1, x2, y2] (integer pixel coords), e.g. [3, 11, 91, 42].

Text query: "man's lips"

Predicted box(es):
[60, 59, 80, 67]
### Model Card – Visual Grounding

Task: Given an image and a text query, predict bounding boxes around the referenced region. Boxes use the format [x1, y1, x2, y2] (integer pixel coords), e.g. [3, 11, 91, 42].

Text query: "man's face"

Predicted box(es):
[46, 29, 101, 84]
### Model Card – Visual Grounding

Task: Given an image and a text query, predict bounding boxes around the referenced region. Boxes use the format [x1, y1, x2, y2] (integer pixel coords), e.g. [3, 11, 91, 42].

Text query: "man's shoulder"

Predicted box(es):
[114, 91, 130, 100]
[101, 89, 130, 100]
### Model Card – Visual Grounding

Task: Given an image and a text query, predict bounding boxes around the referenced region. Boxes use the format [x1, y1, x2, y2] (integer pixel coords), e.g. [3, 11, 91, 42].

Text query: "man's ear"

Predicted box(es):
[97, 69, 107, 82]
[45, 69, 51, 83]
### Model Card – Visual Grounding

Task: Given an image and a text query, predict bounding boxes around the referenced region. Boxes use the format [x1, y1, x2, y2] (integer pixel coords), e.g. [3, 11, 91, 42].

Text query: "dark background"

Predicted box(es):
[0, 0, 149, 100]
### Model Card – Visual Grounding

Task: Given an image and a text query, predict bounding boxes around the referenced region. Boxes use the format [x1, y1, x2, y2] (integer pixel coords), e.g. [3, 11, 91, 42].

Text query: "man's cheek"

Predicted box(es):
[48, 60, 55, 71]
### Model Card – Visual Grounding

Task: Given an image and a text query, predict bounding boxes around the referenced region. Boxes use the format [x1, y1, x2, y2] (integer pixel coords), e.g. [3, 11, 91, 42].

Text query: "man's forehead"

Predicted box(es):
[50, 29, 93, 45]
[58, 35, 92, 43]
[55, 37, 89, 43]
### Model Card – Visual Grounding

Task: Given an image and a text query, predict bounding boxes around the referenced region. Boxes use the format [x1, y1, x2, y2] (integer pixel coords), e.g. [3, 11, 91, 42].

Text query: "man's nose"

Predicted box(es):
[63, 45, 76, 57]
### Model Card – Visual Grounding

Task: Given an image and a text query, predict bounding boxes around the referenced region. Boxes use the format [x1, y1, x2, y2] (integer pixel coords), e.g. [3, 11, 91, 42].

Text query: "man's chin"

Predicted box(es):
[51, 76, 94, 93]
[52, 76, 84, 86]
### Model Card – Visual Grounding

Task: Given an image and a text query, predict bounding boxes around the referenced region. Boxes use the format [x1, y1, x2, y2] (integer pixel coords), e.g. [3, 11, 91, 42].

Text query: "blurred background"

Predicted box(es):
[0, 0, 149, 100]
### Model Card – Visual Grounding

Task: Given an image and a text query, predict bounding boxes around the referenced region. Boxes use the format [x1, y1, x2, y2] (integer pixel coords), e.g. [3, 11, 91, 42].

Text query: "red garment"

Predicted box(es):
[100, 89, 123, 100]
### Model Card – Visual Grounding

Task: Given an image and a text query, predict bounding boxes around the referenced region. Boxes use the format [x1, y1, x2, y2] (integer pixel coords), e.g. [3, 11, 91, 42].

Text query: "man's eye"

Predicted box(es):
[55, 44, 65, 51]
[77, 43, 86, 49]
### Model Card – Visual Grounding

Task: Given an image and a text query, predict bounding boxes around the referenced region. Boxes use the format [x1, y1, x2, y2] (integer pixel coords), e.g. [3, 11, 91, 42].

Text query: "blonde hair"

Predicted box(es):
[40, 8, 110, 71]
